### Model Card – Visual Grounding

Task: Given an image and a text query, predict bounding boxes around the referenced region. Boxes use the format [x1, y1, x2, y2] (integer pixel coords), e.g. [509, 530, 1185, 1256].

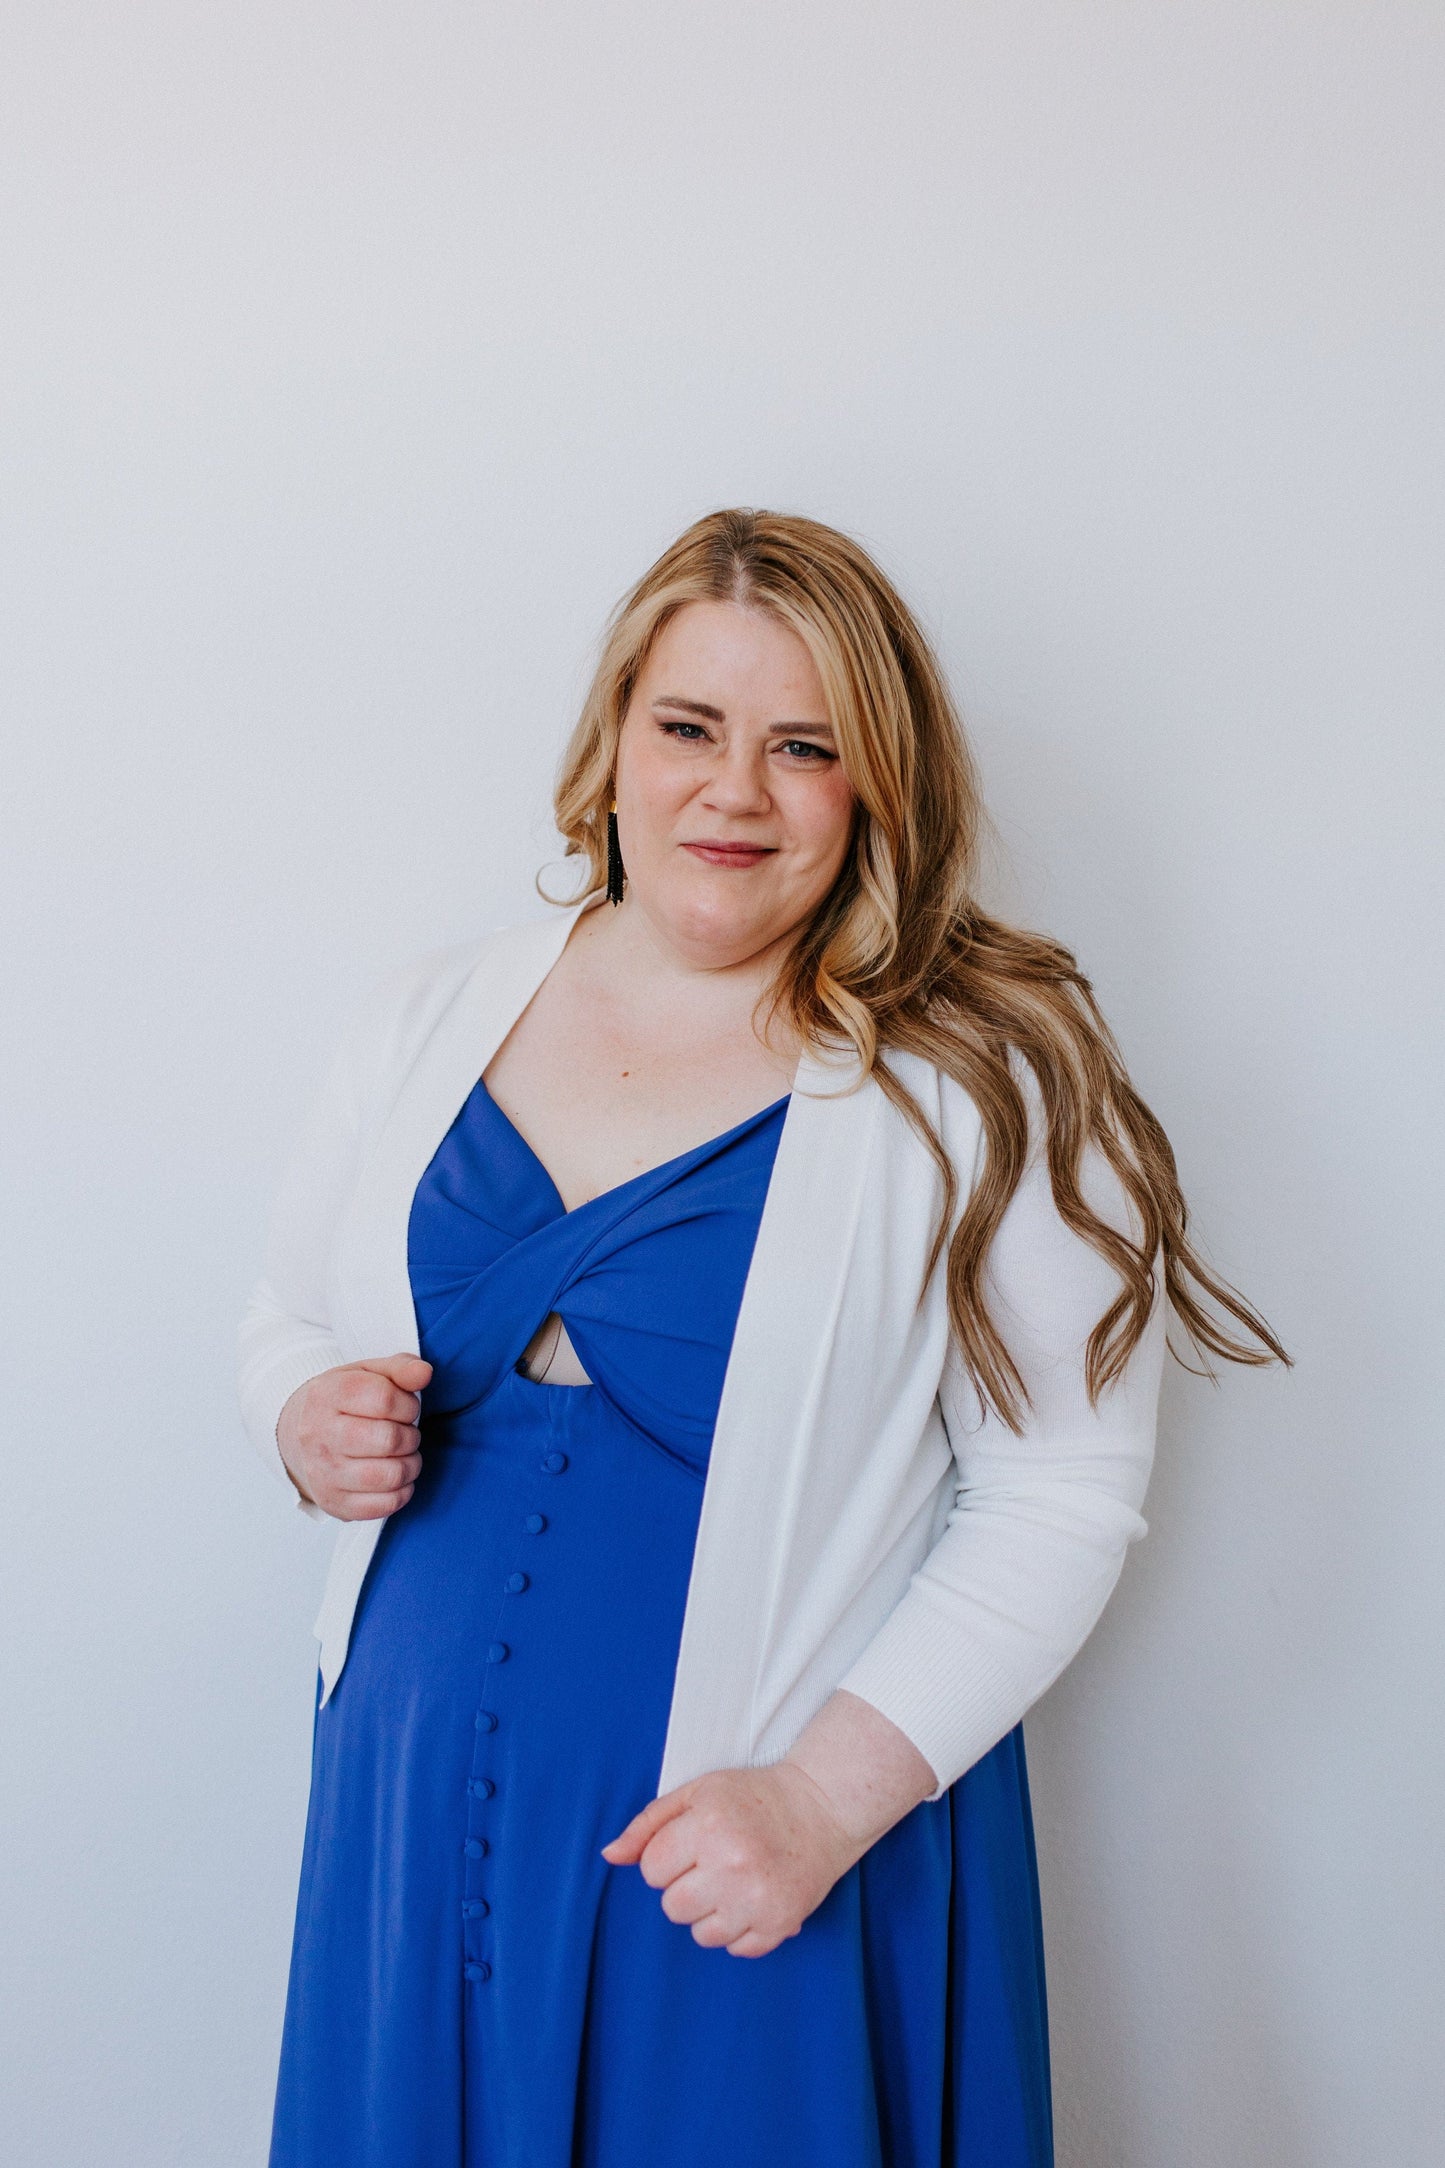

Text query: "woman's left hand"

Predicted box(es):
[600, 1762, 862, 1958]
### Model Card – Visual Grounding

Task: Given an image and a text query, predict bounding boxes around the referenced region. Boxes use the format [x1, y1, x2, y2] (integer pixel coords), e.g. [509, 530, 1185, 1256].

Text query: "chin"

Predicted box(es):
[653, 868, 777, 952]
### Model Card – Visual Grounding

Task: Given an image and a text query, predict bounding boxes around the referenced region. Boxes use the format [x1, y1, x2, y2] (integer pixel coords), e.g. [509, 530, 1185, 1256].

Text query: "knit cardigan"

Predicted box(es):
[237, 904, 1166, 1804]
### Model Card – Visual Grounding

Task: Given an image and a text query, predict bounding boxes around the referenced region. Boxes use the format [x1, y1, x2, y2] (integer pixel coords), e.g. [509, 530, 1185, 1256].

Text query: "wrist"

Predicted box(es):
[783, 1690, 938, 1853]
[281, 1458, 317, 1507]
[275, 1405, 317, 1508]
[772, 1758, 871, 1874]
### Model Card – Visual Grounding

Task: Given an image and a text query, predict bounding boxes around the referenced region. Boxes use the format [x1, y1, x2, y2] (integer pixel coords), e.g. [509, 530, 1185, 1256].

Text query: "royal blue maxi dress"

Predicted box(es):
[269, 1078, 1053, 2167]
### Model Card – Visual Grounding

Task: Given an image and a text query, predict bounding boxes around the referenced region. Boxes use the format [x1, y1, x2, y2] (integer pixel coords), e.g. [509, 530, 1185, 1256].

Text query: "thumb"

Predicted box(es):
[600, 1785, 692, 1864]
[355, 1352, 434, 1387]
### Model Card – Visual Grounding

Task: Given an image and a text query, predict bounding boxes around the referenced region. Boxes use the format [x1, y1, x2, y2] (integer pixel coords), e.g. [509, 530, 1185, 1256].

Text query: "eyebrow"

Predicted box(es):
[651, 695, 835, 737]
[652, 695, 725, 721]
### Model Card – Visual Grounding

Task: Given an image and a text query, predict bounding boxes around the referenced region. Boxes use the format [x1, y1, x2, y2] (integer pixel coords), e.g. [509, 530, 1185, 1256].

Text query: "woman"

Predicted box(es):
[238, 508, 1286, 2168]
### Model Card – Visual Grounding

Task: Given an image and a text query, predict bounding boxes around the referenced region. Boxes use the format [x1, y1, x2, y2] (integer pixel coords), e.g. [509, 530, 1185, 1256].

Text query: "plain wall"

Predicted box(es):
[2, 4, 1441, 2162]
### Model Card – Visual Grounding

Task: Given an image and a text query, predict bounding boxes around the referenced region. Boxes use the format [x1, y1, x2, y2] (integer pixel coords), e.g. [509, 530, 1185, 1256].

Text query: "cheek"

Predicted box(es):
[618, 737, 692, 835]
[787, 773, 857, 877]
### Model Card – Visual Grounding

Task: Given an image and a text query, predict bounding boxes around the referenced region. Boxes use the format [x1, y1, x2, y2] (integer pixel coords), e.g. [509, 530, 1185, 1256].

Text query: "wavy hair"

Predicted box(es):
[550, 507, 1289, 1429]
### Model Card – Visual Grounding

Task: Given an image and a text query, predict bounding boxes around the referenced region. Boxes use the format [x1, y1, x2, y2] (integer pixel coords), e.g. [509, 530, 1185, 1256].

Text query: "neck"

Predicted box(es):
[596, 892, 795, 981]
[575, 893, 803, 1055]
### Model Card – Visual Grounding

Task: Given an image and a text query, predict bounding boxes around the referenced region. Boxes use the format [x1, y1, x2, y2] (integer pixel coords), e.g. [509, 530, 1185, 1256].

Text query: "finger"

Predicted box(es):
[336, 1416, 426, 1461]
[336, 1373, 427, 1426]
[658, 1866, 715, 1926]
[600, 1786, 694, 1863]
[332, 1450, 422, 1492]
[353, 1353, 433, 1391]
[685, 1909, 735, 1950]
[636, 1816, 701, 1891]
[723, 1926, 782, 1959]
[331, 1484, 416, 1521]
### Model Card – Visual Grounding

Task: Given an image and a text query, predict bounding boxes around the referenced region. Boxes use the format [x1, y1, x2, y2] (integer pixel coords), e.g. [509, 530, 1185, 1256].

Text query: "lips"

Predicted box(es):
[681, 842, 775, 867]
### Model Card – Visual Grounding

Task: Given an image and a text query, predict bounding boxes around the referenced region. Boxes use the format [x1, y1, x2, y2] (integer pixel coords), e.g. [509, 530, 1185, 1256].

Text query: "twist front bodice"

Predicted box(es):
[409, 1078, 791, 1469]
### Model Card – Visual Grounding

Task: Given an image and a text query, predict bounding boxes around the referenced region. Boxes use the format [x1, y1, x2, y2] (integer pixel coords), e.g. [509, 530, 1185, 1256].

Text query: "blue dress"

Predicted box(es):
[270, 1080, 1053, 2167]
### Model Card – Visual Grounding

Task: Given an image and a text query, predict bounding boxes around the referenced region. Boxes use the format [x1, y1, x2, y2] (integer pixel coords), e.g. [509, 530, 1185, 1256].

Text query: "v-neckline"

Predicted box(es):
[475, 1076, 791, 1224]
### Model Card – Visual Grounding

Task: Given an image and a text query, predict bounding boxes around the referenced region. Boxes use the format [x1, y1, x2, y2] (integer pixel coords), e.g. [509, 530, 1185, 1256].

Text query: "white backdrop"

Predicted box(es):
[2, 5, 1441, 2163]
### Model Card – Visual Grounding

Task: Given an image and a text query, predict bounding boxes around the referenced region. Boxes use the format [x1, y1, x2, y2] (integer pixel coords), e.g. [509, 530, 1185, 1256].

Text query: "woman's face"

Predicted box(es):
[612, 600, 857, 969]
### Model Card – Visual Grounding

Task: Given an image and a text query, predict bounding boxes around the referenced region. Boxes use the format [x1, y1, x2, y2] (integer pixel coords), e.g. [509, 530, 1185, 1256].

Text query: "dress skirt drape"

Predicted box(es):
[269, 1078, 1053, 2167]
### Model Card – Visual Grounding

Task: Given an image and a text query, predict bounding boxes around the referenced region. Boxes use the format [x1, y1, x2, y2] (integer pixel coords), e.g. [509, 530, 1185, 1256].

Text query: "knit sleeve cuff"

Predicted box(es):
[834, 1593, 1030, 1802]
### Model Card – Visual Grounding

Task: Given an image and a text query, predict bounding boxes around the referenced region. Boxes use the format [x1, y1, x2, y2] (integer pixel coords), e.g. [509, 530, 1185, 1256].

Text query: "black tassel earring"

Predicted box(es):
[605, 797, 626, 905]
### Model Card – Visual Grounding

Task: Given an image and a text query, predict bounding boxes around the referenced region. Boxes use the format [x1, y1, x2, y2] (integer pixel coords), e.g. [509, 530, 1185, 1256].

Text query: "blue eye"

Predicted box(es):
[780, 740, 834, 762]
[660, 720, 709, 741]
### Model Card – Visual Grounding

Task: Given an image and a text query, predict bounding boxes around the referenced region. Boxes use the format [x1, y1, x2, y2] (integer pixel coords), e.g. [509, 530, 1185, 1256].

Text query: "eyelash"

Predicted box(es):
[658, 720, 836, 764]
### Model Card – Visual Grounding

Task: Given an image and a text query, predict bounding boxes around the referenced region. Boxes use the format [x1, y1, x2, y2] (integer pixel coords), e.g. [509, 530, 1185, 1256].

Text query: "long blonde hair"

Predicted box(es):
[551, 507, 1289, 1428]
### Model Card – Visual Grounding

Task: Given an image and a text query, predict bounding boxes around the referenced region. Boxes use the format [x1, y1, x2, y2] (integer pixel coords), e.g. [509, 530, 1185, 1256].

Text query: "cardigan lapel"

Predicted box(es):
[333, 904, 587, 1366]
[655, 1041, 882, 1795]
[315, 906, 587, 1700]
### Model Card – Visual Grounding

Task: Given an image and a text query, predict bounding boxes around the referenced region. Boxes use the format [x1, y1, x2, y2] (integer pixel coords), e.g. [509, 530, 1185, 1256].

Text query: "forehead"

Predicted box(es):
[637, 600, 828, 714]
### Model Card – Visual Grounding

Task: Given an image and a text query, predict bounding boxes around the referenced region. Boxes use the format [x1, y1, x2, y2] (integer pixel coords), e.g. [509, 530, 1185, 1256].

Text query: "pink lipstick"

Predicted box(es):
[682, 841, 775, 868]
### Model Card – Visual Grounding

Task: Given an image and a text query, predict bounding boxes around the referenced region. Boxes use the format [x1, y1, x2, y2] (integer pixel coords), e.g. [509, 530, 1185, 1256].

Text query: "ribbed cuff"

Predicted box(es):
[835, 1593, 1028, 1801]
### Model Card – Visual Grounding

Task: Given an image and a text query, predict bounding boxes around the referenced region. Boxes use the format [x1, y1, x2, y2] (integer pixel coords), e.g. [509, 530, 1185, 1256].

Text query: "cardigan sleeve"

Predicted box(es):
[835, 1066, 1168, 1800]
[235, 957, 430, 1519]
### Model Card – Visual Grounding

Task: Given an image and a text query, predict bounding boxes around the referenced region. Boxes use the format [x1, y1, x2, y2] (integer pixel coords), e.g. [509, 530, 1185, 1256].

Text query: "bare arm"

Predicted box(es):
[780, 1689, 938, 1853]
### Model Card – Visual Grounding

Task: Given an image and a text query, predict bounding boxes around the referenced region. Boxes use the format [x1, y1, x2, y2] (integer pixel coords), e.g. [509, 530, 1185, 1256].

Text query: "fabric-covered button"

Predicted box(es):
[541, 1450, 569, 1474]
[475, 1710, 498, 1732]
[470, 1778, 495, 1800]
[487, 1642, 510, 1664]
[464, 1961, 492, 1983]
[504, 1571, 529, 1594]
[464, 1837, 489, 1860]
[523, 1512, 547, 1534]
[462, 1898, 490, 1919]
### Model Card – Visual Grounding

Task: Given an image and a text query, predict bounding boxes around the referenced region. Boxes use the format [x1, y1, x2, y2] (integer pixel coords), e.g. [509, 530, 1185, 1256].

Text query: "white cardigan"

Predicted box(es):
[237, 904, 1166, 1804]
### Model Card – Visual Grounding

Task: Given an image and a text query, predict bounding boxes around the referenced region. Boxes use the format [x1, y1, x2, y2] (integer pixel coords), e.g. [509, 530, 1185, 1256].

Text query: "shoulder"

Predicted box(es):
[870, 1045, 988, 1188]
[875, 1039, 1052, 1145]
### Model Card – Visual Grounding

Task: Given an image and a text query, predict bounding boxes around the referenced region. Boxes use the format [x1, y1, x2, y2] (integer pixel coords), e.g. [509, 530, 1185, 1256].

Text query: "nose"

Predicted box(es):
[700, 741, 771, 817]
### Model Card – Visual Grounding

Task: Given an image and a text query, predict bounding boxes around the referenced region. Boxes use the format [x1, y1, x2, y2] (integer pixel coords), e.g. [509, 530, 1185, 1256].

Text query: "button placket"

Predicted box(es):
[462, 1446, 566, 1988]
[463, 1639, 506, 1979]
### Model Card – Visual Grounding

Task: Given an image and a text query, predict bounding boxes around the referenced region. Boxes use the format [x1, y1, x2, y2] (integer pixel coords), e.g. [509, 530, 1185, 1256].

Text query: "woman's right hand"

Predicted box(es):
[276, 1354, 433, 1520]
